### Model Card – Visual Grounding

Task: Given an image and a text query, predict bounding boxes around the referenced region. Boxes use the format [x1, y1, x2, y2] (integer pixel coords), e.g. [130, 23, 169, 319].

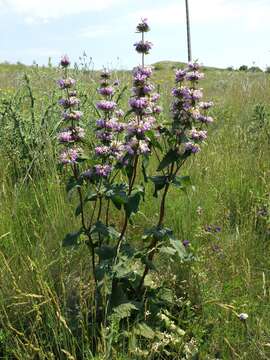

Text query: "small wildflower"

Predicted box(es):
[95, 164, 112, 177]
[58, 130, 73, 143]
[98, 87, 115, 96]
[129, 97, 149, 110]
[62, 110, 83, 121]
[60, 55, 70, 67]
[152, 105, 162, 114]
[189, 128, 207, 141]
[212, 244, 221, 253]
[183, 239, 190, 247]
[188, 62, 201, 71]
[96, 100, 116, 112]
[113, 79, 120, 86]
[59, 148, 81, 164]
[59, 97, 80, 108]
[115, 109, 124, 118]
[175, 69, 187, 82]
[134, 40, 153, 54]
[100, 69, 111, 79]
[151, 93, 160, 102]
[199, 101, 214, 110]
[57, 78, 76, 89]
[136, 18, 150, 33]
[185, 142, 201, 154]
[186, 71, 204, 81]
[239, 313, 249, 321]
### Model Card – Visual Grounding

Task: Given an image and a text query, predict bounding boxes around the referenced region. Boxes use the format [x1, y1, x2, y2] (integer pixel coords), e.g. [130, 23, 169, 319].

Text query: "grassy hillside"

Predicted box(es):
[0, 61, 269, 359]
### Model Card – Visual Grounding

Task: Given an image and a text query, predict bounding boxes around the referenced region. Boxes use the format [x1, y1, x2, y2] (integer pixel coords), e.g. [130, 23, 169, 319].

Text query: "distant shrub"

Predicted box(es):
[249, 66, 262, 72]
[153, 63, 164, 71]
[239, 65, 248, 71]
[265, 66, 270, 74]
[226, 66, 234, 71]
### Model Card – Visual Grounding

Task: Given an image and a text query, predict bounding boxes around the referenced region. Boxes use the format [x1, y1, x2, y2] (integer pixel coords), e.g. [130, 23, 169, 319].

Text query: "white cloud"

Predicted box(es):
[0, 0, 123, 22]
[130, 0, 270, 30]
[80, 25, 111, 39]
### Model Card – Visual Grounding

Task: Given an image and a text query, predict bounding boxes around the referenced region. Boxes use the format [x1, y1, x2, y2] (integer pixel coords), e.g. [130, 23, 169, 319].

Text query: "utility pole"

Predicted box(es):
[185, 0, 192, 62]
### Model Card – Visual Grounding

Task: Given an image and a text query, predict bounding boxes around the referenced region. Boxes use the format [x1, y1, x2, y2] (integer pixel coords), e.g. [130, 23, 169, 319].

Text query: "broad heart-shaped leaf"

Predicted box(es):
[142, 155, 150, 183]
[141, 256, 157, 271]
[157, 148, 180, 171]
[169, 237, 186, 259]
[157, 287, 174, 304]
[77, 154, 90, 163]
[63, 229, 83, 247]
[95, 261, 111, 283]
[133, 323, 155, 339]
[95, 245, 115, 260]
[159, 246, 176, 255]
[149, 175, 168, 197]
[112, 255, 134, 279]
[110, 281, 129, 308]
[90, 221, 120, 240]
[106, 183, 128, 210]
[144, 130, 163, 151]
[110, 302, 139, 322]
[124, 186, 144, 218]
[85, 190, 98, 202]
[172, 175, 192, 190]
[75, 203, 82, 217]
[66, 176, 82, 194]
[142, 226, 173, 241]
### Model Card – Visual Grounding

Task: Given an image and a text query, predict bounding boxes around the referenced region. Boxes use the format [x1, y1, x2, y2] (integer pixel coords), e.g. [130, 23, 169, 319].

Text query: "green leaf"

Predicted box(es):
[63, 229, 82, 247]
[106, 184, 128, 210]
[85, 190, 98, 202]
[172, 175, 192, 190]
[75, 203, 82, 217]
[142, 156, 149, 182]
[90, 221, 120, 240]
[90, 220, 109, 236]
[111, 302, 139, 321]
[66, 176, 81, 194]
[159, 246, 176, 255]
[141, 256, 157, 271]
[110, 281, 128, 307]
[149, 175, 168, 197]
[145, 130, 163, 151]
[77, 154, 90, 163]
[157, 148, 180, 171]
[95, 245, 115, 260]
[158, 287, 174, 304]
[124, 186, 144, 218]
[142, 226, 173, 241]
[169, 238, 186, 259]
[134, 323, 155, 339]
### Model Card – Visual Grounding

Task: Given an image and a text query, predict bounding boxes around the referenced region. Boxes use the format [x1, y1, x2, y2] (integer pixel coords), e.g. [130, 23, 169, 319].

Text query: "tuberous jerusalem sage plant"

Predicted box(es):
[111, 18, 162, 264]
[57, 55, 98, 284]
[56, 19, 214, 357]
[138, 61, 214, 294]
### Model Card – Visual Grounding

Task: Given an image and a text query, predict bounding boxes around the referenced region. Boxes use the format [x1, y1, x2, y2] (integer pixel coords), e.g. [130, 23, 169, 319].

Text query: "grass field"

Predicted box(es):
[0, 60, 269, 359]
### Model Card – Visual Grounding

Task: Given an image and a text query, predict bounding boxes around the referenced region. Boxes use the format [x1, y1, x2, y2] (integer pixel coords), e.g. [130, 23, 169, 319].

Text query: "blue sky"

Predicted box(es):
[0, 0, 269, 69]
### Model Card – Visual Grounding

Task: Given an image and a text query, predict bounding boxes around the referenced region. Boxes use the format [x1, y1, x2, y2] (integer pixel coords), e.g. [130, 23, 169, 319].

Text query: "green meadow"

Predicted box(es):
[0, 61, 269, 359]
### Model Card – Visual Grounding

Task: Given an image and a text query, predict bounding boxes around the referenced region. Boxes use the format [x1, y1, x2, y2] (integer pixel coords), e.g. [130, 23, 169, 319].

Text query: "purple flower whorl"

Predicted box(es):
[58, 56, 84, 165]
[171, 61, 214, 157]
